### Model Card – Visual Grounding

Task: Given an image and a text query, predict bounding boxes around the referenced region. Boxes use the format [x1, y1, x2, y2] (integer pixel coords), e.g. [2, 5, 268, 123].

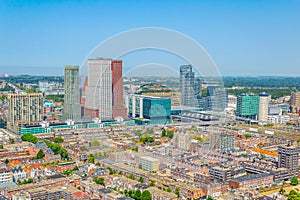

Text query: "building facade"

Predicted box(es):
[126, 95, 171, 125]
[179, 65, 202, 108]
[290, 89, 300, 114]
[207, 86, 228, 112]
[7, 93, 43, 133]
[111, 60, 127, 119]
[210, 133, 235, 152]
[139, 156, 160, 172]
[236, 94, 259, 119]
[278, 144, 300, 177]
[84, 58, 126, 120]
[258, 93, 270, 124]
[63, 66, 81, 122]
[85, 58, 112, 120]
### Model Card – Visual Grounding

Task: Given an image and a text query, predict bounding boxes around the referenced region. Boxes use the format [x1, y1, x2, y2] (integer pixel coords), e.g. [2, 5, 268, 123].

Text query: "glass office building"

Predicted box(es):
[143, 97, 171, 118]
[236, 94, 259, 119]
[126, 95, 171, 125]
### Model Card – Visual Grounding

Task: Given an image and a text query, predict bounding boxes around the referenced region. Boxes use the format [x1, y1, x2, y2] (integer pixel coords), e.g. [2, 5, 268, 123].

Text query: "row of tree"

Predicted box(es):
[21, 134, 68, 159]
[124, 189, 151, 200]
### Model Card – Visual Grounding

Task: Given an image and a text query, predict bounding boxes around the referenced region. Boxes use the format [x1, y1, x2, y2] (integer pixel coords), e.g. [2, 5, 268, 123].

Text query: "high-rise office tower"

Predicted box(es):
[290, 89, 300, 114]
[179, 65, 202, 108]
[7, 93, 43, 133]
[63, 66, 81, 122]
[258, 93, 270, 124]
[278, 144, 300, 177]
[85, 58, 112, 120]
[84, 58, 127, 120]
[111, 60, 127, 119]
[236, 94, 259, 119]
[80, 78, 88, 116]
[207, 86, 228, 112]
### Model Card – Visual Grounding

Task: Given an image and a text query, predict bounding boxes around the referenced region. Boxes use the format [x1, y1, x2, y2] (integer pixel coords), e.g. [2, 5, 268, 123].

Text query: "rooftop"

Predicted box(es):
[232, 173, 272, 183]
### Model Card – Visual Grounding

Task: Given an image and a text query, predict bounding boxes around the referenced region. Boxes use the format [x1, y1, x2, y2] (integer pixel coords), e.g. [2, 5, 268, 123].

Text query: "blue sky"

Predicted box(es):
[0, 0, 299, 76]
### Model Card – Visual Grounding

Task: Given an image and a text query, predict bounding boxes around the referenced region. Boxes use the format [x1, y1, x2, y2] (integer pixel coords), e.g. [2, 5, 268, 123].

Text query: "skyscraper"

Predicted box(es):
[179, 65, 202, 108]
[111, 60, 127, 119]
[84, 58, 127, 120]
[236, 94, 259, 119]
[258, 93, 270, 124]
[63, 66, 81, 122]
[85, 58, 112, 120]
[278, 144, 300, 177]
[7, 93, 43, 133]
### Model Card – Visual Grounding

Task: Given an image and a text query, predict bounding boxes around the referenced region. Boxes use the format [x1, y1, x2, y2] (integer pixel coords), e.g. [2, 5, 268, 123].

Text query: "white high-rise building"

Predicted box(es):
[85, 58, 112, 120]
[258, 93, 270, 124]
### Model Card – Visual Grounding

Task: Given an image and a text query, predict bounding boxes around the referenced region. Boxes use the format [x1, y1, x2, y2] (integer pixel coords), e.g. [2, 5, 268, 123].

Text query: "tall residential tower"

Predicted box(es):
[278, 144, 300, 177]
[63, 66, 81, 122]
[258, 93, 270, 124]
[7, 93, 43, 133]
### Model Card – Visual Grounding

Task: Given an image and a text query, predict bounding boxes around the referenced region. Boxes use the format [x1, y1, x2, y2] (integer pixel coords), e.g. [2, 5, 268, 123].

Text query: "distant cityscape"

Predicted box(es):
[0, 58, 299, 199]
[1, 0, 300, 197]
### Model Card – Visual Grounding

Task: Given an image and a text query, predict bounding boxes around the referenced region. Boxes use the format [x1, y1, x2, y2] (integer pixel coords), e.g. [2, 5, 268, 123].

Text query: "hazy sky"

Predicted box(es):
[0, 0, 299, 76]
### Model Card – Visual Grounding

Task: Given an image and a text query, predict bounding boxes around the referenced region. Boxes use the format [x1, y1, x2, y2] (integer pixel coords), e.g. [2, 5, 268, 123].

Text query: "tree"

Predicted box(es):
[282, 181, 286, 185]
[4, 158, 9, 164]
[90, 140, 100, 146]
[9, 138, 15, 144]
[287, 122, 294, 126]
[25, 88, 36, 93]
[88, 154, 95, 163]
[0, 145, 3, 149]
[127, 174, 135, 180]
[140, 135, 154, 143]
[134, 189, 141, 200]
[166, 130, 174, 138]
[175, 188, 180, 197]
[0, 94, 7, 101]
[207, 196, 214, 200]
[36, 149, 45, 159]
[62, 170, 72, 176]
[141, 190, 151, 200]
[291, 177, 299, 186]
[107, 167, 116, 175]
[93, 177, 105, 186]
[287, 190, 300, 200]
[279, 187, 285, 195]
[139, 177, 144, 183]
[21, 134, 39, 144]
[53, 136, 64, 143]
[134, 130, 142, 136]
[166, 188, 172, 192]
[244, 133, 251, 139]
[161, 128, 166, 137]
[128, 190, 133, 198]
[73, 166, 79, 171]
[149, 181, 155, 186]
